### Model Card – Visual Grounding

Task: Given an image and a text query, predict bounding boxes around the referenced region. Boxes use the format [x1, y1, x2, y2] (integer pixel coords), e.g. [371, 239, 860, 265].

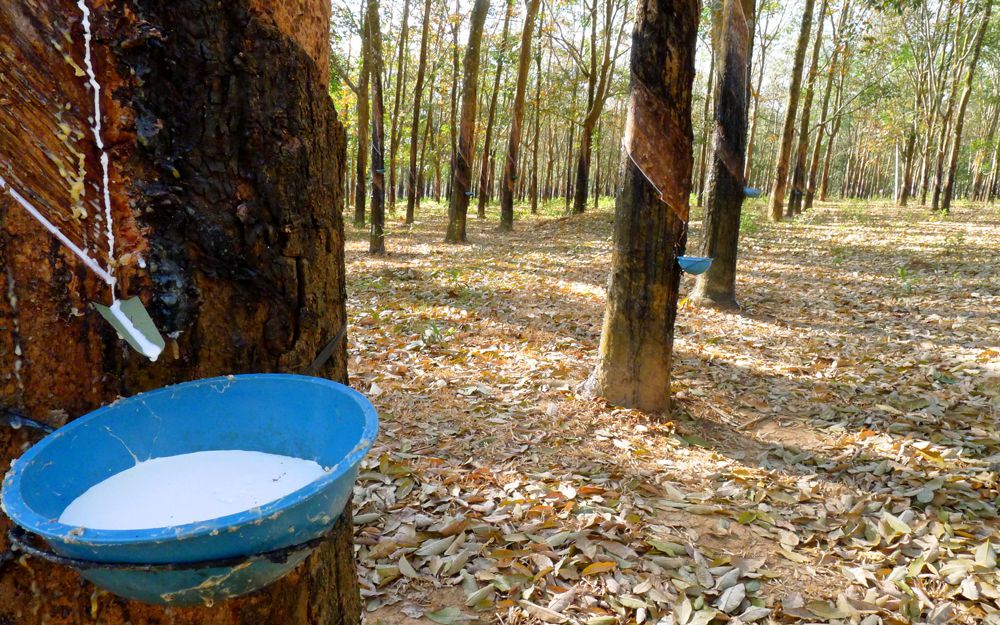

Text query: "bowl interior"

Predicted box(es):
[14, 375, 373, 526]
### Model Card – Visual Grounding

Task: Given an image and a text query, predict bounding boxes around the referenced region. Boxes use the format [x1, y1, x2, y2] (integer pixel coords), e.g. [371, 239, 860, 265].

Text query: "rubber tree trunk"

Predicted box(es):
[696, 50, 714, 208]
[406, 0, 434, 224]
[355, 11, 372, 228]
[942, 1, 990, 213]
[804, 1, 848, 212]
[0, 1, 357, 624]
[500, 0, 542, 230]
[367, 0, 387, 254]
[768, 0, 815, 220]
[387, 0, 411, 213]
[787, 0, 827, 216]
[586, 0, 697, 413]
[445, 0, 490, 243]
[529, 33, 544, 214]
[477, 2, 512, 220]
[691, 0, 751, 311]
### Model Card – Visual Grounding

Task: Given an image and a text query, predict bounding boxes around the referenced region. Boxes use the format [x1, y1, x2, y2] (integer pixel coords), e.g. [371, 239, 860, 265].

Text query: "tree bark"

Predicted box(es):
[696, 48, 715, 208]
[805, 0, 849, 211]
[691, 0, 752, 311]
[447, 0, 461, 199]
[475, 2, 512, 220]
[787, 0, 827, 216]
[406, 0, 434, 223]
[367, 0, 387, 254]
[445, 0, 490, 243]
[355, 11, 372, 228]
[529, 29, 545, 214]
[0, 1, 358, 623]
[587, 0, 697, 413]
[942, 1, 990, 212]
[387, 0, 411, 213]
[500, 0, 542, 230]
[768, 0, 816, 220]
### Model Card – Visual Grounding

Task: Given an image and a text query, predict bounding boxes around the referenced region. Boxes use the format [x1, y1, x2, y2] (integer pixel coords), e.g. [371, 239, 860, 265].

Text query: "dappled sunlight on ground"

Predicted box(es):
[348, 199, 1000, 625]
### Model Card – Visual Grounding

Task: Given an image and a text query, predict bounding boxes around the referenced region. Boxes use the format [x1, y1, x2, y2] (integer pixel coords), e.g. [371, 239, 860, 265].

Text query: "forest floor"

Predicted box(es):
[345, 198, 1000, 625]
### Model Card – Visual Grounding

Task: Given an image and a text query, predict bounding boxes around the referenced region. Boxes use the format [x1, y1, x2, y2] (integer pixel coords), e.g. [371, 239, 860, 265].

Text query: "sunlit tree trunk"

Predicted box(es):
[447, 1, 461, 199]
[367, 0, 387, 254]
[787, 0, 826, 216]
[805, 0, 849, 211]
[691, 0, 752, 310]
[500, 0, 542, 230]
[387, 0, 411, 213]
[768, 0, 815, 220]
[355, 11, 371, 228]
[445, 0, 490, 243]
[406, 0, 434, 223]
[942, 1, 990, 212]
[0, 1, 356, 623]
[587, 0, 697, 412]
[529, 29, 545, 214]
[696, 49, 715, 208]
[476, 2, 513, 219]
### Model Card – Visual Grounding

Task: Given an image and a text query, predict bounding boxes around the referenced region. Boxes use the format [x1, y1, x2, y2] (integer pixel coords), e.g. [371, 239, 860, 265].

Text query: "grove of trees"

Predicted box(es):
[333, 0, 999, 242]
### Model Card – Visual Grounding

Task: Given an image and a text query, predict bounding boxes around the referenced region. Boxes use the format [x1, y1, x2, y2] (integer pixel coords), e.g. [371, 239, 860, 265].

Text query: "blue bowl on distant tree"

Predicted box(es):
[744, 187, 763, 198]
[678, 256, 713, 275]
[1, 374, 378, 606]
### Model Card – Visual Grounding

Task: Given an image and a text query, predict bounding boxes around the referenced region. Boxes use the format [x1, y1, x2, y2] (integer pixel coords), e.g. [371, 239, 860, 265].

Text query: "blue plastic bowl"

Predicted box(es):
[1, 374, 377, 606]
[678, 256, 713, 275]
[744, 187, 763, 198]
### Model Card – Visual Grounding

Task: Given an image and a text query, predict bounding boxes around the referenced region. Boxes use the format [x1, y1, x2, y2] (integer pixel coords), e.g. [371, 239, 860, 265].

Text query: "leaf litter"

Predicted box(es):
[346, 200, 1000, 624]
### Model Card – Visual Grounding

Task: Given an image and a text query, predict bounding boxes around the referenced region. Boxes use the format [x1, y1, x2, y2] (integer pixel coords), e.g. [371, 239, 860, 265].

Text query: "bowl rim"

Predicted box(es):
[1, 373, 378, 548]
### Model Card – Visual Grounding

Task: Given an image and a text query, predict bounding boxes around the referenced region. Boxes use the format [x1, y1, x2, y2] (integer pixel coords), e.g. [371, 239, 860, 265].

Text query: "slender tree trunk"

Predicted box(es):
[692, 0, 752, 310]
[406, 0, 434, 223]
[367, 0, 387, 254]
[696, 49, 715, 207]
[445, 0, 490, 243]
[476, 3, 513, 219]
[500, 0, 542, 230]
[0, 1, 358, 623]
[447, 2, 460, 198]
[768, 0, 816, 220]
[942, 2, 990, 212]
[744, 40, 766, 185]
[805, 0, 849, 211]
[355, 11, 371, 228]
[787, 0, 827, 216]
[564, 82, 579, 211]
[529, 29, 544, 214]
[387, 0, 411, 213]
[587, 0, 697, 412]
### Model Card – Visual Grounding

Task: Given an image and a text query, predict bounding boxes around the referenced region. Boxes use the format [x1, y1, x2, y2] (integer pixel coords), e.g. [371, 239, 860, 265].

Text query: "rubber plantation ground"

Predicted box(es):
[345, 199, 1000, 625]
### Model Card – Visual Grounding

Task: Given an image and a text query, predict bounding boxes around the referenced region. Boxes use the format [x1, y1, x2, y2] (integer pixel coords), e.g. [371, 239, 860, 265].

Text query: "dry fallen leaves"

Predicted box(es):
[346, 201, 1000, 624]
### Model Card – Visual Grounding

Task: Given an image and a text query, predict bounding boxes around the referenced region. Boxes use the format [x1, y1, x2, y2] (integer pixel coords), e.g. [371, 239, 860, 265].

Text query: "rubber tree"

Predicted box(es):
[356, 11, 372, 228]
[586, 0, 698, 412]
[942, 0, 991, 212]
[477, 1, 513, 220]
[500, 0, 543, 230]
[786, 0, 828, 216]
[768, 0, 816, 220]
[0, 1, 356, 623]
[691, 0, 753, 311]
[445, 0, 491, 243]
[387, 0, 411, 212]
[406, 0, 434, 223]
[571, 0, 626, 214]
[367, 0, 387, 254]
[805, 0, 850, 211]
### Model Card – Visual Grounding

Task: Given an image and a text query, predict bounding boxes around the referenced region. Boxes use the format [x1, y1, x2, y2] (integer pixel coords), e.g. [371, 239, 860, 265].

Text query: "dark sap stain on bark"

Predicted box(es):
[112, 0, 347, 380]
[1, 1, 354, 623]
